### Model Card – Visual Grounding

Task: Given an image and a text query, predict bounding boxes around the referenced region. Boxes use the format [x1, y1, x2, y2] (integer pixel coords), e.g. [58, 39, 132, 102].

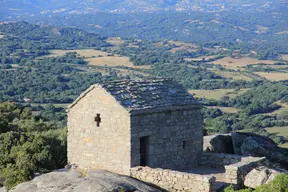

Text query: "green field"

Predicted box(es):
[266, 127, 288, 148]
[208, 106, 240, 113]
[266, 126, 288, 137]
[189, 88, 249, 100]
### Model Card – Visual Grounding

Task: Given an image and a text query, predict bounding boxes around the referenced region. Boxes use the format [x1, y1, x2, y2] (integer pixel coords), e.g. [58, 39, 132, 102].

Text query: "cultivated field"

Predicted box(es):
[265, 127, 288, 148]
[189, 88, 249, 100]
[276, 30, 288, 35]
[46, 49, 109, 58]
[214, 71, 252, 81]
[184, 56, 217, 61]
[281, 54, 288, 61]
[253, 72, 288, 81]
[107, 37, 125, 46]
[168, 41, 198, 53]
[37, 49, 151, 69]
[211, 56, 276, 69]
[208, 106, 239, 113]
[271, 102, 288, 115]
[87, 56, 151, 69]
[266, 126, 288, 137]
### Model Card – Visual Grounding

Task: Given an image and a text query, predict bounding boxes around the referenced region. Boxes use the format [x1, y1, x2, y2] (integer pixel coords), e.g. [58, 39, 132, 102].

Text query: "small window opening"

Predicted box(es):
[182, 141, 186, 150]
[94, 113, 101, 127]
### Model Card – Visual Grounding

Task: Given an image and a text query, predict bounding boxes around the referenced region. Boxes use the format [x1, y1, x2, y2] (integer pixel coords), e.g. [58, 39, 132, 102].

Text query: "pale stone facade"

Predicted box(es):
[67, 79, 202, 175]
[67, 86, 131, 175]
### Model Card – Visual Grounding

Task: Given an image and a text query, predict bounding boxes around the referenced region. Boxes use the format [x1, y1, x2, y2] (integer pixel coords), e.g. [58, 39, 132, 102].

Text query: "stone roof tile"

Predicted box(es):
[99, 78, 199, 111]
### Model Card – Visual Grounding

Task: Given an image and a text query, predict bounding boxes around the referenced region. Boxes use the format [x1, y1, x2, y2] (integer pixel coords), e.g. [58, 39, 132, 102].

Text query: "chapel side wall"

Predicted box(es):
[67, 87, 131, 175]
[130, 107, 203, 170]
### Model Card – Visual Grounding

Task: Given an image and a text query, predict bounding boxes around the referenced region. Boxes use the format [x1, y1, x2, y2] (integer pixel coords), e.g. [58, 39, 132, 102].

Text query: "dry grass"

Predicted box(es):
[170, 46, 198, 53]
[208, 106, 239, 113]
[280, 143, 288, 148]
[266, 65, 288, 69]
[107, 37, 125, 46]
[210, 19, 222, 24]
[189, 88, 249, 100]
[211, 56, 276, 69]
[270, 102, 288, 115]
[255, 24, 269, 34]
[168, 40, 198, 53]
[87, 57, 151, 69]
[235, 26, 249, 31]
[276, 30, 288, 35]
[265, 126, 288, 148]
[115, 68, 152, 78]
[253, 72, 288, 81]
[185, 20, 200, 24]
[184, 56, 217, 61]
[214, 71, 252, 81]
[281, 54, 288, 61]
[37, 49, 151, 69]
[39, 49, 109, 58]
[265, 126, 288, 137]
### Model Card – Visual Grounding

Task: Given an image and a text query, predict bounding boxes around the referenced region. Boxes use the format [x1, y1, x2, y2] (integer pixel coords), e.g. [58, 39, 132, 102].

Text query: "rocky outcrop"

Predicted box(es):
[244, 166, 286, 189]
[10, 170, 160, 192]
[231, 132, 276, 155]
[232, 132, 288, 168]
[203, 134, 234, 153]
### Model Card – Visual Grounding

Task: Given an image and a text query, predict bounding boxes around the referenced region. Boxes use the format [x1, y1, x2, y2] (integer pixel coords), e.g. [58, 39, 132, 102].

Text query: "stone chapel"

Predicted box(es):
[67, 78, 203, 175]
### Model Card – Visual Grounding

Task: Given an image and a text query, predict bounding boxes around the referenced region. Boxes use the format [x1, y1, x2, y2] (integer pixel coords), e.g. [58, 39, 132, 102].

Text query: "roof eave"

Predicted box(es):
[129, 103, 202, 115]
[66, 84, 97, 112]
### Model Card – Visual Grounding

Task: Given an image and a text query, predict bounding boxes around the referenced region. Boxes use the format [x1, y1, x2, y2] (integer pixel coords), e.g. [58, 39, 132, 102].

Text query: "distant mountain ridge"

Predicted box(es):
[1, 0, 287, 19]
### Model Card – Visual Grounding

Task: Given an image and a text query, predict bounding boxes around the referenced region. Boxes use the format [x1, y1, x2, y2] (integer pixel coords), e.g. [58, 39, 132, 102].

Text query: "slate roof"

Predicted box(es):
[68, 78, 200, 111]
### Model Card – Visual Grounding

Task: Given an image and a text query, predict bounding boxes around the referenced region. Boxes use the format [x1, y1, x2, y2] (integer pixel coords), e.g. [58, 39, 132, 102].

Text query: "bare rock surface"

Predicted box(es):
[203, 134, 234, 153]
[10, 170, 160, 192]
[244, 166, 286, 189]
[232, 132, 288, 168]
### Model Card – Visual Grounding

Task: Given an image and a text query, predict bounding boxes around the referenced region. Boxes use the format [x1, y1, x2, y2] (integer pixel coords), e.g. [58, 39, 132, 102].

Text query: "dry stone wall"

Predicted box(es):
[199, 153, 268, 185]
[199, 153, 242, 167]
[130, 166, 215, 192]
[225, 157, 267, 184]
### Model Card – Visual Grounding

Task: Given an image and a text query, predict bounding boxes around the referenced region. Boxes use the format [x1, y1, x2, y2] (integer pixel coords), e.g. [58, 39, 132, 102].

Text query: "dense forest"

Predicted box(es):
[26, 11, 288, 59]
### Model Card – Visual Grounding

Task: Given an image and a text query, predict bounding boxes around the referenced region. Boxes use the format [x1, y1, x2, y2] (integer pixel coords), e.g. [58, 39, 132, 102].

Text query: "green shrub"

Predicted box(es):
[224, 173, 288, 192]
[254, 173, 288, 192]
[224, 185, 252, 192]
[0, 103, 67, 190]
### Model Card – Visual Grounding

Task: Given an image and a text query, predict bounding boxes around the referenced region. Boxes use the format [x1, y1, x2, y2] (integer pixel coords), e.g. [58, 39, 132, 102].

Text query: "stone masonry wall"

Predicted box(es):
[130, 107, 203, 169]
[68, 86, 131, 175]
[199, 153, 242, 167]
[225, 157, 267, 184]
[130, 166, 215, 192]
[199, 153, 267, 185]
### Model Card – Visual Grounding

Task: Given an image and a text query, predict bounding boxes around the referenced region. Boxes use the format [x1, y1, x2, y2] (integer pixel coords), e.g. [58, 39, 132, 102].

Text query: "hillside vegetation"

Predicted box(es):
[0, 102, 67, 190]
[0, 15, 287, 190]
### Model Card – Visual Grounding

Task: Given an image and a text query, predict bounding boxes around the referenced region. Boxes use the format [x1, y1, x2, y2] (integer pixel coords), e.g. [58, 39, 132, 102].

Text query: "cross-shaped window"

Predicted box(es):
[94, 114, 101, 127]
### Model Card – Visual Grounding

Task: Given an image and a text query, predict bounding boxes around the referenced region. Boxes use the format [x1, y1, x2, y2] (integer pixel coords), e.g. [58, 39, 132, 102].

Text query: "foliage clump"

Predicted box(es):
[224, 173, 288, 192]
[0, 102, 67, 190]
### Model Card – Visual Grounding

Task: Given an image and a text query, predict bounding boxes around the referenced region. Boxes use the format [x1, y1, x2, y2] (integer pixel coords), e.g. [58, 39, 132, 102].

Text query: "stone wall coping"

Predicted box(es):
[225, 157, 266, 168]
[130, 166, 215, 181]
[202, 152, 242, 159]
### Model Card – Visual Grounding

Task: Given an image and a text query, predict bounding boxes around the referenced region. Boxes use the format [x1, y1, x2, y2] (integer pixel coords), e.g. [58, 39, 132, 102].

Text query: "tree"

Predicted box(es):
[1, 53, 7, 64]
